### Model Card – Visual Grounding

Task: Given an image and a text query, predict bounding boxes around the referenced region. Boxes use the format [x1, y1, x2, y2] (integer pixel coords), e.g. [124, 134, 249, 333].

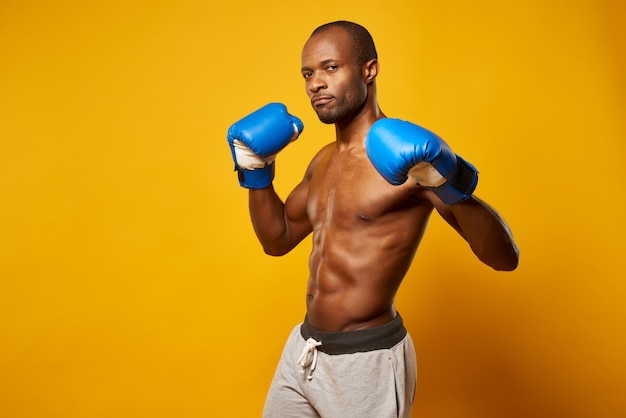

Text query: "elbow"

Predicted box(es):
[261, 242, 293, 257]
[476, 242, 519, 271]
[494, 258, 518, 272]
[256, 233, 295, 257]
[263, 247, 288, 257]
[492, 246, 520, 272]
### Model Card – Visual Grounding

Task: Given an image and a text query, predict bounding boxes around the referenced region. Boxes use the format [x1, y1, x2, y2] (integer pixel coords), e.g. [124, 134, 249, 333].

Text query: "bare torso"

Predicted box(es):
[304, 140, 434, 332]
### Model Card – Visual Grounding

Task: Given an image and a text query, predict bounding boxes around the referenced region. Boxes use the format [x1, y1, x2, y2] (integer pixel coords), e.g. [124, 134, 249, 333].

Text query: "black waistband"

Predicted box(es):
[300, 313, 407, 355]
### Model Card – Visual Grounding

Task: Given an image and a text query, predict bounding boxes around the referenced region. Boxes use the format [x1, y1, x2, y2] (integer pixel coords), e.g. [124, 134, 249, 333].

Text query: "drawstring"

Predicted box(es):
[297, 337, 322, 380]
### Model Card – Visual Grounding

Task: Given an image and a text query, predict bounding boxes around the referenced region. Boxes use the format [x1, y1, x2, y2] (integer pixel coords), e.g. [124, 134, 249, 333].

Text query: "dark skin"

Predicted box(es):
[249, 26, 519, 332]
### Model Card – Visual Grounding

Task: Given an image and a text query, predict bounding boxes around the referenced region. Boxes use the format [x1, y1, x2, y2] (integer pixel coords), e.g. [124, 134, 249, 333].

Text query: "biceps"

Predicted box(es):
[284, 182, 312, 242]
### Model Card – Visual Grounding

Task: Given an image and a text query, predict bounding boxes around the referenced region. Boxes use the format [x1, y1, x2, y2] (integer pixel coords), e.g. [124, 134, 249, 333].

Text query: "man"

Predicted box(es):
[227, 21, 519, 418]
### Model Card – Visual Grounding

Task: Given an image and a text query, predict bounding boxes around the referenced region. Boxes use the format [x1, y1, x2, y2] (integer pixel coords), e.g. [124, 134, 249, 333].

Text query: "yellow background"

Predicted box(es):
[1, 0, 625, 417]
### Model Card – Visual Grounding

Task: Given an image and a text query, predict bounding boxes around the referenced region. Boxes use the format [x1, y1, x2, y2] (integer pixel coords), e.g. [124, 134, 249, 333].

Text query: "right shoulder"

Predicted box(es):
[303, 142, 335, 180]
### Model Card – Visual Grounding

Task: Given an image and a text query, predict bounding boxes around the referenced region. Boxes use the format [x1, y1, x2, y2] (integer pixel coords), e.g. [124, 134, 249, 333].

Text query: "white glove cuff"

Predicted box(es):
[408, 162, 447, 187]
[233, 140, 276, 170]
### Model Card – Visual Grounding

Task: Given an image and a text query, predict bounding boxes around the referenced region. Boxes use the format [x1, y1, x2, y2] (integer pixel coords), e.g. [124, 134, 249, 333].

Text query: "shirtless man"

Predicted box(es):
[227, 21, 519, 418]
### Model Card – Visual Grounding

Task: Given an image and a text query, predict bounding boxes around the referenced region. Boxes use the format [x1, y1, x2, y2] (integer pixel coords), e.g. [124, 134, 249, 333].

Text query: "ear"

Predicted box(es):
[363, 59, 379, 84]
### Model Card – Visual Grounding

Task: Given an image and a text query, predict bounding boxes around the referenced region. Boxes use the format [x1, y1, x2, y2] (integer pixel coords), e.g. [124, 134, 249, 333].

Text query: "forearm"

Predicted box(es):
[248, 186, 300, 256]
[364, 118, 518, 270]
[448, 196, 519, 271]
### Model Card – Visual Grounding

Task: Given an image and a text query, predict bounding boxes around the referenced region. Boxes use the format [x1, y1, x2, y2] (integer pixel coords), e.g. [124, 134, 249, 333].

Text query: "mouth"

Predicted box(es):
[311, 95, 333, 107]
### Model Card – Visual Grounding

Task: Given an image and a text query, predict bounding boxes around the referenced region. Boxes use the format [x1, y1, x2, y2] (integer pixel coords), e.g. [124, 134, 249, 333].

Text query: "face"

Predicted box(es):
[301, 27, 369, 125]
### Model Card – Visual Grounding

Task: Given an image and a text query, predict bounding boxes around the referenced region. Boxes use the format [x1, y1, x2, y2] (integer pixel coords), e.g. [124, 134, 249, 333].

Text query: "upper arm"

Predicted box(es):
[282, 175, 313, 246]
[278, 143, 332, 251]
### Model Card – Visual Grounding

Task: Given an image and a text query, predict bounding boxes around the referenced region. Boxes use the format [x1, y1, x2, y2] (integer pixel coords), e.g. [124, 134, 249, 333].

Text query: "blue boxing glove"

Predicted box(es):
[365, 118, 478, 204]
[227, 103, 304, 189]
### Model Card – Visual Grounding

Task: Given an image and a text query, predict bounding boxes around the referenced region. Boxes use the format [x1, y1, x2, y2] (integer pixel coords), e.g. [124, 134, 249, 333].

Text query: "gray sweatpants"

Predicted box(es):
[263, 314, 417, 418]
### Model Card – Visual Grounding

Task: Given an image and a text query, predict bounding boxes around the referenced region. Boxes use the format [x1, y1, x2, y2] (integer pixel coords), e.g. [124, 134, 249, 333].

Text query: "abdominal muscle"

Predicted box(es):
[303, 143, 433, 332]
[304, 209, 429, 332]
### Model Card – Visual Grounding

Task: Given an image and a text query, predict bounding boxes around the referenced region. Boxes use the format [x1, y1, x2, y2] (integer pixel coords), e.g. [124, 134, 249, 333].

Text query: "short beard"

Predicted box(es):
[315, 93, 367, 125]
[316, 110, 343, 125]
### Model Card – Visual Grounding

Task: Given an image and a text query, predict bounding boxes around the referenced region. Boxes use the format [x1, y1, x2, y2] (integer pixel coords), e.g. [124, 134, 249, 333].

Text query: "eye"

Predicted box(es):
[326, 65, 338, 72]
[302, 71, 313, 79]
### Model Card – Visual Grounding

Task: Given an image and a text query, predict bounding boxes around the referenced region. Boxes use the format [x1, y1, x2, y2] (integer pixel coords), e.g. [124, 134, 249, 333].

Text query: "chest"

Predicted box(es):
[307, 147, 413, 225]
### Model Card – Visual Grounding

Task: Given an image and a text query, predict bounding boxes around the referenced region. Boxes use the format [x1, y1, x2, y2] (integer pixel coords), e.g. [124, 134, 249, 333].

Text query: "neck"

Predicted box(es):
[335, 88, 385, 147]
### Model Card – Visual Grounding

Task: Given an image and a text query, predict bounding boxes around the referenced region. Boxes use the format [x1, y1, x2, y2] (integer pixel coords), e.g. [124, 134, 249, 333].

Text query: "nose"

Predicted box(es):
[307, 71, 327, 94]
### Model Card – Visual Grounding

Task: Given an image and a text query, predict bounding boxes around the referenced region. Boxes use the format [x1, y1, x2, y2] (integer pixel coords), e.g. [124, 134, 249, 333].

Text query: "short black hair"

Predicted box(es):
[311, 21, 378, 65]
